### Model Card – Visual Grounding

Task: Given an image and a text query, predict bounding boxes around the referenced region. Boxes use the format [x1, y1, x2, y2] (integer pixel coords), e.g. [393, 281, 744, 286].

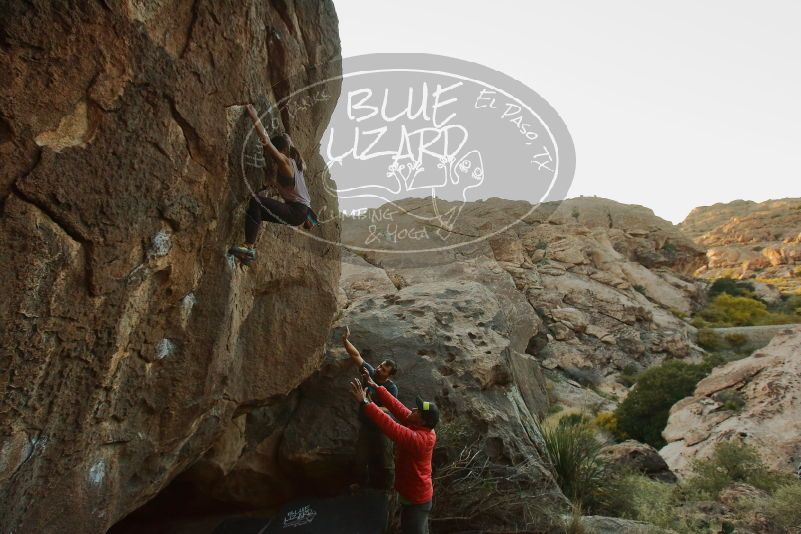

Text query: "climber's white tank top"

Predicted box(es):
[278, 159, 311, 208]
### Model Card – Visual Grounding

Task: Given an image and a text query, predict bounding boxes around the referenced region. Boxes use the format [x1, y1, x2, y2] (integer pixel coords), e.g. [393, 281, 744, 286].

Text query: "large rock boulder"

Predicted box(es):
[0, 2, 341, 532]
[599, 440, 677, 482]
[661, 326, 801, 477]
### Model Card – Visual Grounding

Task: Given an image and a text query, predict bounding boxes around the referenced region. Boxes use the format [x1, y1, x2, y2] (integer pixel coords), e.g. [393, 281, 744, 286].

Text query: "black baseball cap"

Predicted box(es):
[415, 396, 440, 428]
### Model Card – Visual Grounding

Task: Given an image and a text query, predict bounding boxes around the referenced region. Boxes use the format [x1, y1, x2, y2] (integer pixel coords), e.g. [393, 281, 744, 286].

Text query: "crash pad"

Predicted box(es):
[212, 490, 389, 534]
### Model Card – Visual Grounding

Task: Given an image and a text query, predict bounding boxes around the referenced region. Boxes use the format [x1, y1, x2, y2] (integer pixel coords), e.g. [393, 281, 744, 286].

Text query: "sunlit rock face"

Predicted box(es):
[680, 198, 801, 293]
[661, 326, 801, 478]
[338, 197, 706, 394]
[334, 197, 707, 406]
[0, 1, 341, 531]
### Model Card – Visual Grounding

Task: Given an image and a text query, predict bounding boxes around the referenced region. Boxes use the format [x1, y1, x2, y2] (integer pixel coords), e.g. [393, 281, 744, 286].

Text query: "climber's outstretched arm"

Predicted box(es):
[245, 104, 292, 178]
[341, 326, 365, 368]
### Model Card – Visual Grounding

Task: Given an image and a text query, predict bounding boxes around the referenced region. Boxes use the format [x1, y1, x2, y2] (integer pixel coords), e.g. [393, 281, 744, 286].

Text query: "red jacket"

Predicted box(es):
[364, 386, 436, 504]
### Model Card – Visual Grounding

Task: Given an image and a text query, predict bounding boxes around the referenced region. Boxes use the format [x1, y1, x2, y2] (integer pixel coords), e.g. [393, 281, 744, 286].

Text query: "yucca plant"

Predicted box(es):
[534, 417, 605, 509]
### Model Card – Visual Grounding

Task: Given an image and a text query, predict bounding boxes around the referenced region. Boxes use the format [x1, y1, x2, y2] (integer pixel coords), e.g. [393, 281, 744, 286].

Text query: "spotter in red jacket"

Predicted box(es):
[363, 386, 437, 504]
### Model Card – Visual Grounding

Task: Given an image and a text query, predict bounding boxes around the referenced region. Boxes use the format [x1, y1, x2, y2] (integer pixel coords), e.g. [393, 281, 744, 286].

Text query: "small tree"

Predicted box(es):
[615, 360, 706, 448]
[685, 442, 784, 498]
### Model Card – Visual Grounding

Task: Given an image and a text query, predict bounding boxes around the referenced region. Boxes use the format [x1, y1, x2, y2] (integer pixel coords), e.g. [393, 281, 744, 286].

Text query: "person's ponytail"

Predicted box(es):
[269, 132, 305, 173]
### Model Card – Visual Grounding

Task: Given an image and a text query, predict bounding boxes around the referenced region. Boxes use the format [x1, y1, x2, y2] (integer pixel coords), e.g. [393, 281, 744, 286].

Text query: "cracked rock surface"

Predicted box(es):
[0, 1, 341, 531]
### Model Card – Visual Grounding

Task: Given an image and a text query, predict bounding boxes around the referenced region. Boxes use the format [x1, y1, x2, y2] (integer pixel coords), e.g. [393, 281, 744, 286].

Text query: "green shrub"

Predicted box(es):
[713, 389, 746, 412]
[596, 473, 701, 532]
[535, 419, 605, 508]
[762, 481, 801, 531]
[559, 413, 590, 428]
[597, 443, 801, 533]
[618, 475, 678, 529]
[723, 333, 748, 348]
[699, 330, 755, 354]
[696, 294, 770, 327]
[697, 328, 724, 351]
[695, 293, 801, 327]
[670, 308, 688, 319]
[700, 352, 727, 372]
[618, 375, 636, 388]
[708, 278, 754, 299]
[615, 360, 707, 448]
[776, 294, 801, 316]
[684, 442, 780, 499]
[619, 363, 640, 388]
[632, 284, 646, 295]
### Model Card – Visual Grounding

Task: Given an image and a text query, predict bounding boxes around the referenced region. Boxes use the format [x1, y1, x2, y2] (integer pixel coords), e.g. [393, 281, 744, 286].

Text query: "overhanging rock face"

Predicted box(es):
[0, 1, 342, 531]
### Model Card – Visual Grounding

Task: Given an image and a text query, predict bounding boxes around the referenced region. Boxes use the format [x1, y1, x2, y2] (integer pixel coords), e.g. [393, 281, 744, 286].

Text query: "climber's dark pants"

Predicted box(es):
[245, 195, 308, 243]
[401, 500, 432, 534]
[354, 425, 395, 490]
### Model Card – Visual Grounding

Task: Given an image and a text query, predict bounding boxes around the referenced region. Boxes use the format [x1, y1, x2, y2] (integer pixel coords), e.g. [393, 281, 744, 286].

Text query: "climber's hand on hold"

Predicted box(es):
[349, 378, 368, 403]
[342, 326, 365, 368]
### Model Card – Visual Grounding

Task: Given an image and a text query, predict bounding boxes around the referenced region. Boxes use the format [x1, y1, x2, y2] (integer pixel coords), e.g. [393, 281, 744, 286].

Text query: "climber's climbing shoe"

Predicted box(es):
[228, 245, 256, 266]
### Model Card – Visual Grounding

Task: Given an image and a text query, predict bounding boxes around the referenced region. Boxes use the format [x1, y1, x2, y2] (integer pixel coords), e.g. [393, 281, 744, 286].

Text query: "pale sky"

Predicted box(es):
[334, 1, 800, 223]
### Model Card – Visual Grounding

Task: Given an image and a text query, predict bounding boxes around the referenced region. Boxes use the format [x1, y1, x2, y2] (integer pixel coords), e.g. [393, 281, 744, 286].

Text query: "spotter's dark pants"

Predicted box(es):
[401, 500, 432, 534]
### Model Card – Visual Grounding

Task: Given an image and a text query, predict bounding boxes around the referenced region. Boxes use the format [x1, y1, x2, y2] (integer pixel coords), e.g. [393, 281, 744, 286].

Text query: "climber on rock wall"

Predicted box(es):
[349, 371, 439, 534]
[229, 104, 318, 266]
[342, 325, 399, 491]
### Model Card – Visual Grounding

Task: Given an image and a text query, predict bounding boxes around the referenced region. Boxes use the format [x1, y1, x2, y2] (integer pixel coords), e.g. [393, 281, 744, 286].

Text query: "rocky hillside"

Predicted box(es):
[341, 197, 707, 403]
[680, 198, 801, 293]
[661, 325, 801, 477]
[0, 2, 341, 532]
